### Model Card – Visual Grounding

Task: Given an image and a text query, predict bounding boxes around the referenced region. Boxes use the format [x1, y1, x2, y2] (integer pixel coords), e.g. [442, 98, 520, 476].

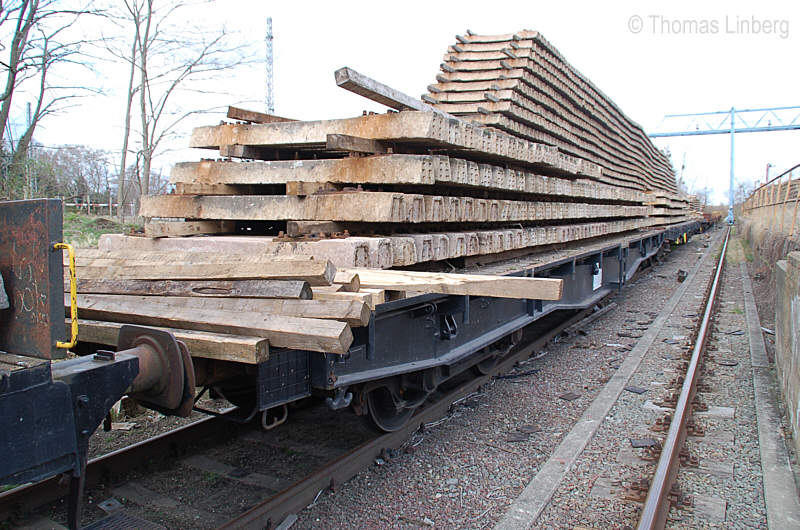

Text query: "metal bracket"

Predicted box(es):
[325, 387, 353, 410]
[440, 314, 458, 340]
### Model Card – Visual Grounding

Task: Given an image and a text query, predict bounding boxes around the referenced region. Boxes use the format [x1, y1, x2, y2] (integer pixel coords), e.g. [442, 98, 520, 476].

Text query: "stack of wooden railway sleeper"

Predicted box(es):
[67, 250, 563, 364]
[73, 29, 697, 364]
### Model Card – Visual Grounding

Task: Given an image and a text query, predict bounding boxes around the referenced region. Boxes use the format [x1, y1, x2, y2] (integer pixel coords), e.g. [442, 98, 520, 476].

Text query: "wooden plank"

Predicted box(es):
[359, 287, 386, 306]
[334, 67, 446, 114]
[219, 145, 269, 158]
[173, 183, 243, 195]
[332, 270, 360, 292]
[75, 319, 269, 364]
[287, 220, 347, 237]
[227, 106, 295, 123]
[145, 220, 235, 238]
[139, 193, 647, 225]
[326, 134, 390, 154]
[188, 111, 591, 179]
[311, 288, 375, 310]
[67, 278, 312, 300]
[169, 156, 639, 203]
[386, 290, 409, 302]
[1, 352, 47, 375]
[285, 181, 337, 196]
[68, 296, 353, 353]
[140, 193, 418, 223]
[339, 268, 563, 300]
[189, 112, 448, 151]
[170, 156, 439, 186]
[70, 253, 336, 286]
[97, 218, 651, 270]
[71, 248, 327, 262]
[69, 293, 369, 327]
[312, 284, 344, 293]
[95, 233, 393, 270]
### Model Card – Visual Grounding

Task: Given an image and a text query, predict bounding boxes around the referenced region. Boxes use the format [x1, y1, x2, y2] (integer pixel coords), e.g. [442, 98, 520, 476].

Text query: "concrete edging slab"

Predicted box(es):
[740, 260, 800, 528]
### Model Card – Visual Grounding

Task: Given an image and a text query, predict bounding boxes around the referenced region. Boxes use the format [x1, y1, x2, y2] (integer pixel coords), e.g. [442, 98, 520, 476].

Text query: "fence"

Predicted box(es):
[742, 165, 800, 238]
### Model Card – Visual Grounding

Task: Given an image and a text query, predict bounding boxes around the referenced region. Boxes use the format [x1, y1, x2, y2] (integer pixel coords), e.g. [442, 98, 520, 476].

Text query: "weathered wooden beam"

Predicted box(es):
[331, 270, 360, 292]
[145, 220, 235, 238]
[326, 133, 390, 154]
[188, 111, 574, 178]
[70, 252, 336, 286]
[68, 297, 353, 354]
[75, 319, 269, 364]
[311, 287, 375, 310]
[139, 192, 648, 224]
[339, 268, 563, 300]
[227, 106, 295, 123]
[286, 220, 347, 237]
[334, 66, 447, 115]
[191, 112, 445, 150]
[69, 293, 369, 327]
[285, 181, 337, 196]
[170, 156, 439, 187]
[94, 217, 652, 270]
[95, 234, 394, 270]
[359, 287, 386, 306]
[219, 145, 270, 159]
[66, 278, 312, 299]
[168, 156, 641, 203]
[173, 183, 244, 195]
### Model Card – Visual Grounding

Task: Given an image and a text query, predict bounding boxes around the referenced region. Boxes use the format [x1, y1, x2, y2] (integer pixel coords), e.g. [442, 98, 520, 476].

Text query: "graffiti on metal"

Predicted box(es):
[0, 199, 64, 359]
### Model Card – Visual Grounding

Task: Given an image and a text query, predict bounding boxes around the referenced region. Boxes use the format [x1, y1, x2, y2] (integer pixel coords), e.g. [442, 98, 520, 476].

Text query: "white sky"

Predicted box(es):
[28, 0, 800, 204]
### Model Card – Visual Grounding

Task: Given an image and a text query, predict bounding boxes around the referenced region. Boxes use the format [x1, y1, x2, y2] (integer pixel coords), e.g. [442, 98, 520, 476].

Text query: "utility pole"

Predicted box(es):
[649, 105, 800, 225]
[727, 107, 734, 224]
[266, 17, 274, 114]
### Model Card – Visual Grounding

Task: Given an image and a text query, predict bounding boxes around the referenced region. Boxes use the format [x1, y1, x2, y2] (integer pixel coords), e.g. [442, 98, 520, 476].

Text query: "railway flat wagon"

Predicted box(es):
[0, 29, 708, 528]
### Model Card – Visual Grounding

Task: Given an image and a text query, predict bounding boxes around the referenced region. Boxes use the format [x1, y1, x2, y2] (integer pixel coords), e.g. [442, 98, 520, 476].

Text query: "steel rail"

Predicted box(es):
[636, 226, 730, 529]
[0, 411, 235, 518]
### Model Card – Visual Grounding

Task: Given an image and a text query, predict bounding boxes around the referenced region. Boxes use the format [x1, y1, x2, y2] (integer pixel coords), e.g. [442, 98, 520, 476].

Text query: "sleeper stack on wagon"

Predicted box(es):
[425, 30, 678, 196]
[67, 249, 563, 364]
[124, 31, 694, 272]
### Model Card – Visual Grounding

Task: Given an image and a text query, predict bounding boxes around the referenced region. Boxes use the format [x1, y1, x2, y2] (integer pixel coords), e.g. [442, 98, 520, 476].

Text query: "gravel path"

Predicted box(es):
[295, 231, 718, 529]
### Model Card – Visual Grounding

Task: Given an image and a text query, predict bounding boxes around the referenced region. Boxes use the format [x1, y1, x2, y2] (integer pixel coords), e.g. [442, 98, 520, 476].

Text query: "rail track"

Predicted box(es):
[0, 412, 238, 516]
[636, 227, 730, 529]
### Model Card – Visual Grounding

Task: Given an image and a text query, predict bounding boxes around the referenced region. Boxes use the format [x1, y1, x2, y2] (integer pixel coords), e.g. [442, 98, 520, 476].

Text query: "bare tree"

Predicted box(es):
[110, 0, 251, 216]
[735, 181, 755, 205]
[0, 0, 102, 198]
[107, 1, 142, 218]
[28, 143, 111, 200]
[0, 0, 38, 148]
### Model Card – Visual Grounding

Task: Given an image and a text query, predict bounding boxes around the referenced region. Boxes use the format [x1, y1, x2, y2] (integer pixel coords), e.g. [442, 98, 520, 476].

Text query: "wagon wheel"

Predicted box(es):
[472, 354, 498, 376]
[363, 386, 416, 433]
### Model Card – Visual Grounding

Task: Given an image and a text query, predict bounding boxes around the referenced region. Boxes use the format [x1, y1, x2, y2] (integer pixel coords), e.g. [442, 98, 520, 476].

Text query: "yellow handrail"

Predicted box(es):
[54, 242, 78, 349]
